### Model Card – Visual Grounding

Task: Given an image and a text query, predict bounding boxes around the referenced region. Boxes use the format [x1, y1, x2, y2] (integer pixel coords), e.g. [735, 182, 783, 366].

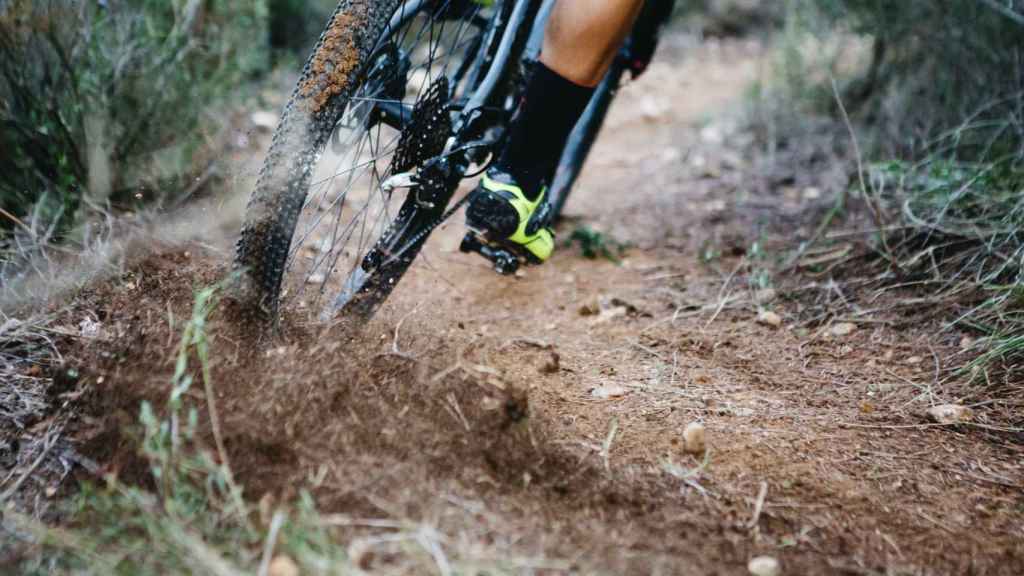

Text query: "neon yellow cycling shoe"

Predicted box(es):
[465, 170, 555, 264]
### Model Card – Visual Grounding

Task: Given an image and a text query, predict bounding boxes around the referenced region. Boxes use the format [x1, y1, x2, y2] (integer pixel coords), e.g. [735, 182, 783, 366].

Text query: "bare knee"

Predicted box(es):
[541, 0, 645, 87]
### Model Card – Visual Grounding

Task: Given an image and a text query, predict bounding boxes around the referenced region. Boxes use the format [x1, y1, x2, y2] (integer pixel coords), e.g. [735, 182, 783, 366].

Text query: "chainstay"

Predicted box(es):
[390, 189, 479, 263]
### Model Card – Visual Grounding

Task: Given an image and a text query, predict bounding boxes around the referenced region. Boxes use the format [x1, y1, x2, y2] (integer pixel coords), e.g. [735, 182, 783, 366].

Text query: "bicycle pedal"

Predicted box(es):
[459, 231, 523, 275]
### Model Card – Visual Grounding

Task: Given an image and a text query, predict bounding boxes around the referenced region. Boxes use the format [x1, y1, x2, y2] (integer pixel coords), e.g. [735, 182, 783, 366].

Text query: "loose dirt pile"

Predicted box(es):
[7, 34, 1024, 574]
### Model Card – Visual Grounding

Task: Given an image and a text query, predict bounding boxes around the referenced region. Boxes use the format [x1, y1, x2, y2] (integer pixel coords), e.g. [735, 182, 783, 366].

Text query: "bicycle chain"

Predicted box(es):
[392, 189, 478, 260]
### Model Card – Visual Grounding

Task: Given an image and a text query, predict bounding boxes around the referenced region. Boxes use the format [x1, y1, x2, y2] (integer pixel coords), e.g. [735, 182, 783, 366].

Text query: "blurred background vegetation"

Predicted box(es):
[0, 0, 334, 245]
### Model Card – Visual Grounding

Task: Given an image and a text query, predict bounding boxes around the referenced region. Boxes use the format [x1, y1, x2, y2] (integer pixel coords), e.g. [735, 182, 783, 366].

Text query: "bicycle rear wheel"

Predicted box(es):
[235, 0, 490, 322]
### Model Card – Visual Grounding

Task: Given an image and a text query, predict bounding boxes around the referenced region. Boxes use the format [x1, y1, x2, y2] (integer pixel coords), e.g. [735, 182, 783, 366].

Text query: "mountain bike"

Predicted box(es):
[234, 0, 674, 322]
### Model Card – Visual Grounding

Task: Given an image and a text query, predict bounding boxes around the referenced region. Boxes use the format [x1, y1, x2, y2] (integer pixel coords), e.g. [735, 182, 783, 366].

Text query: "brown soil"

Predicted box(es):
[47, 35, 1024, 574]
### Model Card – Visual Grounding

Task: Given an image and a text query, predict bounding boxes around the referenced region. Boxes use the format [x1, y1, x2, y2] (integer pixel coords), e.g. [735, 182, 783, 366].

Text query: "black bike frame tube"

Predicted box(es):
[548, 58, 625, 217]
[524, 0, 555, 61]
[456, 0, 540, 133]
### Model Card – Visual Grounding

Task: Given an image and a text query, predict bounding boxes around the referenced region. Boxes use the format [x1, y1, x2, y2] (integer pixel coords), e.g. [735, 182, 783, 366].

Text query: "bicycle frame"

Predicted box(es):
[375, 0, 547, 141]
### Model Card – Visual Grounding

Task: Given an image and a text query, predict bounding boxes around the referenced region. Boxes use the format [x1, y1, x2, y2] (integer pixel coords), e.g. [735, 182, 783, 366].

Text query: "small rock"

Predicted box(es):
[593, 306, 628, 324]
[306, 273, 326, 285]
[79, 318, 102, 338]
[660, 147, 683, 163]
[748, 555, 780, 576]
[905, 356, 923, 365]
[756, 310, 782, 329]
[480, 396, 502, 411]
[802, 187, 822, 200]
[0, 318, 22, 334]
[959, 336, 974, 350]
[268, 555, 300, 576]
[639, 95, 668, 121]
[700, 124, 725, 144]
[590, 385, 628, 399]
[251, 111, 279, 131]
[683, 422, 706, 455]
[830, 322, 857, 337]
[927, 404, 973, 425]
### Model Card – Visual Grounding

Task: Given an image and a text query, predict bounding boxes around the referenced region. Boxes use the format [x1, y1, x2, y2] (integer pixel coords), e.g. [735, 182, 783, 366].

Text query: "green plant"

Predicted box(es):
[0, 0, 269, 238]
[872, 156, 1024, 375]
[756, 1, 1024, 379]
[4, 277, 362, 574]
[565, 225, 627, 263]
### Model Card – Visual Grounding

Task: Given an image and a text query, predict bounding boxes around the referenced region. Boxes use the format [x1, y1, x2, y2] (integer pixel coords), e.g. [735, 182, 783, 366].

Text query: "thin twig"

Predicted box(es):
[0, 426, 60, 503]
[256, 510, 288, 576]
[703, 258, 745, 330]
[393, 305, 420, 356]
[600, 418, 619, 473]
[831, 75, 896, 264]
[0, 207, 34, 236]
[747, 481, 768, 530]
[978, 0, 1024, 26]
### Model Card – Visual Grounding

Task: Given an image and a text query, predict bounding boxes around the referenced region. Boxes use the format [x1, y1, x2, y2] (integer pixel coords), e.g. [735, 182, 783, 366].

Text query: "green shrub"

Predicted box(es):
[871, 156, 1024, 378]
[758, 2, 1024, 378]
[0, 0, 270, 237]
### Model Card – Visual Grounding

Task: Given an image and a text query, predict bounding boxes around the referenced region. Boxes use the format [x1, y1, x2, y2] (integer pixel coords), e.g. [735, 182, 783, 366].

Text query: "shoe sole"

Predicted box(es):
[466, 191, 520, 238]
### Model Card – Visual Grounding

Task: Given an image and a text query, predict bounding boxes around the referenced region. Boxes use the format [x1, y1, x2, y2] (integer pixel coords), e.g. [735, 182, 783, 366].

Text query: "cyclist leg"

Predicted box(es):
[467, 0, 645, 264]
[542, 0, 645, 87]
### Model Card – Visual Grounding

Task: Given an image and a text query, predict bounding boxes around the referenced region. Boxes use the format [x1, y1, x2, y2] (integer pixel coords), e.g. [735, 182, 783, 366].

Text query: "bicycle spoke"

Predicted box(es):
[277, 2, 486, 318]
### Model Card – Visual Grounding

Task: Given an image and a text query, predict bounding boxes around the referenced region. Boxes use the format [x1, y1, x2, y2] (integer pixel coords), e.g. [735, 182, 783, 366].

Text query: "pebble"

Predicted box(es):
[756, 310, 782, 328]
[268, 555, 300, 576]
[748, 555, 780, 576]
[683, 422, 706, 455]
[927, 404, 973, 425]
[830, 322, 857, 337]
[590, 385, 629, 399]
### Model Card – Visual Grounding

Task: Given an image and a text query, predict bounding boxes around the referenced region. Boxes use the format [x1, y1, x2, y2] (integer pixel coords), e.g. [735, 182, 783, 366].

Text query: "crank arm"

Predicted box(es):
[459, 231, 521, 275]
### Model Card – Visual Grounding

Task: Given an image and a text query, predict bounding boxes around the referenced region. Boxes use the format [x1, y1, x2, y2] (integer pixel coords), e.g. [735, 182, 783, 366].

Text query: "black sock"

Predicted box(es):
[493, 62, 595, 200]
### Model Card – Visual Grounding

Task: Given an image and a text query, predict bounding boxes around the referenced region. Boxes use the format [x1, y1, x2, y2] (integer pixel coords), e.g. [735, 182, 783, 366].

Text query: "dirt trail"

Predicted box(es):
[58, 34, 1024, 574]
